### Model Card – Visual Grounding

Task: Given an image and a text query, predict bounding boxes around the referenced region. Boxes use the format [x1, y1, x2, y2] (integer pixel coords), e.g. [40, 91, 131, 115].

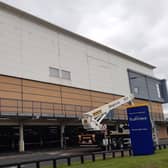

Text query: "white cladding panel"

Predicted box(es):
[0, 7, 154, 96]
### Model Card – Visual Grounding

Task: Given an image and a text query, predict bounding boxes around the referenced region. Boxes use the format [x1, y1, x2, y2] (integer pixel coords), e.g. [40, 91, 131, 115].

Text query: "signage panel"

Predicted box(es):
[127, 105, 154, 155]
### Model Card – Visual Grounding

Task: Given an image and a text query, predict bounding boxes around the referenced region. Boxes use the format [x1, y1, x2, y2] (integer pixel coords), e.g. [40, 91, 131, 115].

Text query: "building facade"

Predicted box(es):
[0, 2, 168, 152]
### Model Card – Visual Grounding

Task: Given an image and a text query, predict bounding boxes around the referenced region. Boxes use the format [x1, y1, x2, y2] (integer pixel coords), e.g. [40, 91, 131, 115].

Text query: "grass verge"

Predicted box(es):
[45, 149, 168, 168]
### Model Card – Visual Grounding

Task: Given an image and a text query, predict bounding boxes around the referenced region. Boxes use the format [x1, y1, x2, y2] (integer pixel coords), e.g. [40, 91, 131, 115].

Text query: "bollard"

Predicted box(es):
[80, 155, 84, 164]
[17, 164, 21, 168]
[112, 151, 115, 158]
[163, 144, 166, 149]
[121, 150, 124, 157]
[103, 152, 106, 160]
[92, 154, 95, 162]
[67, 157, 71, 166]
[129, 149, 132, 156]
[53, 159, 57, 168]
[36, 162, 40, 168]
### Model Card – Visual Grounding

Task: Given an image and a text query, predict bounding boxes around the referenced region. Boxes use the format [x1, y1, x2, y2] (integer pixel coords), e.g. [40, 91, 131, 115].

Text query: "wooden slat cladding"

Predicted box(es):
[62, 92, 91, 101]
[1, 107, 18, 113]
[91, 96, 114, 104]
[22, 79, 61, 104]
[61, 93, 91, 106]
[0, 76, 21, 85]
[23, 80, 61, 91]
[1, 99, 18, 107]
[61, 86, 91, 96]
[91, 91, 116, 99]
[0, 76, 21, 99]
[158, 127, 168, 139]
[23, 93, 61, 103]
[62, 98, 91, 106]
[91, 91, 117, 109]
[0, 75, 164, 116]
[0, 83, 21, 92]
[150, 102, 163, 113]
[92, 102, 106, 108]
[133, 99, 163, 114]
[61, 86, 92, 106]
[0, 98, 21, 114]
[0, 90, 21, 99]
[23, 86, 61, 98]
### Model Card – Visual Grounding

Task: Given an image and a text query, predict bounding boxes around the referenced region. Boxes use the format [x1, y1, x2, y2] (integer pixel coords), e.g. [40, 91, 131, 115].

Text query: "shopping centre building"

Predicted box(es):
[0, 2, 168, 152]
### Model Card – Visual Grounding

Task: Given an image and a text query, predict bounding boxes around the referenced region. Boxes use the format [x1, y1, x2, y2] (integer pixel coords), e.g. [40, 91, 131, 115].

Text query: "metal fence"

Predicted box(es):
[0, 144, 167, 168]
[0, 149, 132, 168]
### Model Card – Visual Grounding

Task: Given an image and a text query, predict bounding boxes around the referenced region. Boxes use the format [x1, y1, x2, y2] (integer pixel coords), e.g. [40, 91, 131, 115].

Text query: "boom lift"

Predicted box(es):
[79, 94, 158, 149]
[82, 94, 134, 131]
[78, 94, 134, 148]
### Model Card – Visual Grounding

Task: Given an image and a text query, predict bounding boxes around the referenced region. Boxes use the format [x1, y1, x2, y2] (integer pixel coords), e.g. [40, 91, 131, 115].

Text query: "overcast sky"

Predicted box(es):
[1, 0, 168, 112]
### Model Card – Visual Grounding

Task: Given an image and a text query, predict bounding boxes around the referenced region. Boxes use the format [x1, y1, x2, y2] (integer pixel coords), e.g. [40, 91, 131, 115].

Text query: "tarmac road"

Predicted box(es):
[0, 147, 101, 168]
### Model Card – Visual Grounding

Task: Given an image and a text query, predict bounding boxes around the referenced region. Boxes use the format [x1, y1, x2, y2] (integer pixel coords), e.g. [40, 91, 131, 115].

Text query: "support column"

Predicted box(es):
[60, 125, 65, 149]
[19, 123, 25, 152]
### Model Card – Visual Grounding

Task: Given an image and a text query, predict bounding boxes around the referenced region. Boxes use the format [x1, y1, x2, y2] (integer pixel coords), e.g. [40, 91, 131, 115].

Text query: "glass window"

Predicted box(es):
[128, 71, 148, 99]
[49, 67, 60, 78]
[61, 70, 71, 80]
[128, 70, 166, 102]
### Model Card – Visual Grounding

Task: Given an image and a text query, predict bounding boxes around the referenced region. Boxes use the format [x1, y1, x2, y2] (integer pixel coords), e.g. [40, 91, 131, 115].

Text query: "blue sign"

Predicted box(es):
[127, 105, 154, 156]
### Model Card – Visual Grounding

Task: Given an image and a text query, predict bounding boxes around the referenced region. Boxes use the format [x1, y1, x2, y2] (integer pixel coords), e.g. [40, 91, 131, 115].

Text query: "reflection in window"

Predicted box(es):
[128, 70, 165, 102]
[156, 84, 161, 98]
[134, 87, 139, 94]
[49, 67, 60, 78]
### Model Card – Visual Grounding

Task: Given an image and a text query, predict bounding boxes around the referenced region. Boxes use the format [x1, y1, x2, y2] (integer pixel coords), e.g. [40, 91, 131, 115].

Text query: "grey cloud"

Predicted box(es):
[123, 0, 167, 25]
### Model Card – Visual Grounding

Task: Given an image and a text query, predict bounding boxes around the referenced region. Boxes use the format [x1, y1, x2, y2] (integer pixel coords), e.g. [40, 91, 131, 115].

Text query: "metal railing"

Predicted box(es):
[0, 97, 92, 119]
[0, 97, 166, 122]
[0, 148, 132, 168]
